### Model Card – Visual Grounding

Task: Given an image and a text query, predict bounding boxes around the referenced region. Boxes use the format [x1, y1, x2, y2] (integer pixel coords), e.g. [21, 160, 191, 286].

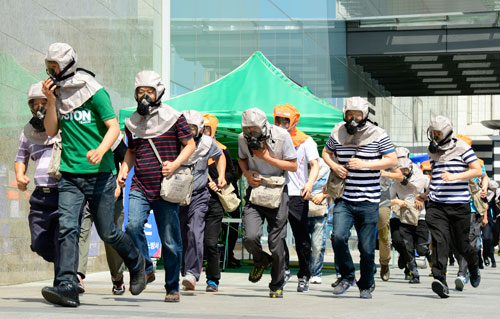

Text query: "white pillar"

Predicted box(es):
[162, 0, 171, 98]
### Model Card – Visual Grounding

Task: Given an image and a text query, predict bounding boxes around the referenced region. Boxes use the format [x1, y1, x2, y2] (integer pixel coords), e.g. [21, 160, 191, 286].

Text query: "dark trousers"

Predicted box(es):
[399, 220, 431, 276]
[56, 172, 143, 286]
[455, 213, 482, 277]
[482, 214, 498, 260]
[425, 201, 478, 280]
[390, 218, 406, 270]
[243, 188, 289, 290]
[221, 203, 240, 261]
[284, 196, 312, 279]
[28, 188, 60, 283]
[204, 196, 225, 284]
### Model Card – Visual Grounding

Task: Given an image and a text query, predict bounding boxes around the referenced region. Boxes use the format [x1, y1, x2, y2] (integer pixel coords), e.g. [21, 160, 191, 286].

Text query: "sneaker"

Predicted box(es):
[77, 274, 85, 294]
[331, 277, 343, 288]
[41, 283, 80, 307]
[310, 276, 322, 284]
[112, 278, 125, 295]
[469, 267, 481, 288]
[332, 278, 355, 295]
[146, 270, 156, 284]
[431, 279, 450, 298]
[380, 264, 390, 281]
[129, 256, 146, 296]
[409, 275, 420, 284]
[398, 255, 405, 269]
[283, 269, 292, 287]
[359, 289, 372, 299]
[206, 280, 218, 292]
[297, 277, 309, 292]
[249, 263, 269, 283]
[164, 291, 180, 302]
[182, 272, 197, 290]
[370, 282, 376, 292]
[269, 288, 283, 298]
[454, 276, 465, 291]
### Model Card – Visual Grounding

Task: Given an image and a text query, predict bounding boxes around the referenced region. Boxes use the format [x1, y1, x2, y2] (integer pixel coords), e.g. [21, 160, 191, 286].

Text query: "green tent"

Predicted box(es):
[119, 51, 343, 156]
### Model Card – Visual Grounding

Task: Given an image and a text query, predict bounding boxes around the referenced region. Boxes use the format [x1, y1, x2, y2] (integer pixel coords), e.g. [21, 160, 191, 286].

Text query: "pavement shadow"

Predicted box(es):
[1, 297, 45, 303]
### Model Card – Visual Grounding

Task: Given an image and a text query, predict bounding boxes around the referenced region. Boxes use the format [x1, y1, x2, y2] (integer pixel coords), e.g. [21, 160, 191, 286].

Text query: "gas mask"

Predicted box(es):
[29, 107, 46, 131]
[244, 130, 267, 150]
[401, 167, 413, 186]
[136, 91, 163, 116]
[45, 58, 76, 86]
[427, 129, 453, 154]
[345, 117, 365, 135]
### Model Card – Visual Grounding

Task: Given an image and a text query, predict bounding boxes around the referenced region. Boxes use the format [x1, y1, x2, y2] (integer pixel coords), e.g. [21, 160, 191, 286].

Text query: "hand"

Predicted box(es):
[482, 216, 488, 227]
[208, 181, 219, 192]
[415, 199, 424, 210]
[301, 182, 313, 200]
[396, 199, 407, 208]
[162, 161, 179, 178]
[347, 158, 366, 170]
[333, 163, 348, 179]
[217, 176, 227, 189]
[480, 188, 488, 198]
[440, 170, 455, 182]
[416, 193, 428, 202]
[114, 184, 122, 200]
[117, 170, 128, 188]
[16, 175, 30, 191]
[41, 78, 57, 103]
[87, 149, 104, 165]
[252, 143, 270, 161]
[311, 193, 325, 205]
[244, 170, 262, 188]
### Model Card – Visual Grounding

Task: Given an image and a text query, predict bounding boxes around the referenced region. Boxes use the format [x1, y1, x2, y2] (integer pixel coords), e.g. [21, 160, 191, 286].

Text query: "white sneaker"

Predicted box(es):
[310, 276, 322, 284]
[182, 272, 197, 290]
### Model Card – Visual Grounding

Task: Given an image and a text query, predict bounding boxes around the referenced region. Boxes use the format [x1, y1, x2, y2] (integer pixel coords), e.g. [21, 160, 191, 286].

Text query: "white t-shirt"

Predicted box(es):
[287, 137, 320, 196]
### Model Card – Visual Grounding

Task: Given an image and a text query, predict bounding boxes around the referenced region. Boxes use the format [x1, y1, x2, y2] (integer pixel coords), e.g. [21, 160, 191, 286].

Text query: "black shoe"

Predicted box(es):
[249, 264, 268, 283]
[370, 282, 376, 292]
[469, 267, 481, 288]
[331, 277, 342, 288]
[129, 256, 146, 295]
[227, 257, 241, 268]
[484, 256, 490, 267]
[409, 275, 420, 284]
[398, 255, 405, 269]
[41, 283, 80, 307]
[431, 280, 450, 298]
[491, 257, 496, 268]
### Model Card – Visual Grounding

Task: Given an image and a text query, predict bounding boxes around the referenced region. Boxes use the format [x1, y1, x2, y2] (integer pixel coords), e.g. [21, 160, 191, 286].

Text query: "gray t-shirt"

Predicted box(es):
[193, 139, 222, 191]
[238, 124, 297, 182]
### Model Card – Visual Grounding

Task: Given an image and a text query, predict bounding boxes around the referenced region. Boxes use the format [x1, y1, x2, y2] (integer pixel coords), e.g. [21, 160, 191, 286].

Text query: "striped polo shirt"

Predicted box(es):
[15, 132, 59, 188]
[125, 115, 192, 201]
[428, 148, 478, 204]
[325, 133, 395, 203]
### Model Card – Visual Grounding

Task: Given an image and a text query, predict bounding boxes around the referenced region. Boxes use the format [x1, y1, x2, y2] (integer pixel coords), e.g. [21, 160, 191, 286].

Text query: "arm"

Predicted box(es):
[117, 148, 136, 188]
[238, 157, 262, 188]
[322, 147, 348, 179]
[41, 78, 59, 137]
[302, 159, 319, 199]
[87, 118, 120, 165]
[14, 161, 30, 191]
[381, 168, 404, 182]
[441, 159, 482, 182]
[162, 138, 196, 178]
[348, 151, 398, 171]
[252, 143, 297, 172]
[480, 173, 489, 198]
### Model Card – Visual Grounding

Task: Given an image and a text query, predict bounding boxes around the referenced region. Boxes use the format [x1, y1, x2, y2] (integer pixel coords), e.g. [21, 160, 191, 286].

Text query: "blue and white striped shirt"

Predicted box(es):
[325, 133, 395, 203]
[428, 148, 478, 204]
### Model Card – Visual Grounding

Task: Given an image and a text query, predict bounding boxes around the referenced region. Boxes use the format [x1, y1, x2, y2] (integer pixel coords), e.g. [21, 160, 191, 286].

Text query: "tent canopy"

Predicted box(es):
[120, 51, 343, 156]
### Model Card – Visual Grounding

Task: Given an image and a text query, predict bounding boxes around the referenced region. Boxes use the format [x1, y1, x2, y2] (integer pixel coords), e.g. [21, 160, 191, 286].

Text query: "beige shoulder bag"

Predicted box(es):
[208, 175, 241, 212]
[47, 141, 62, 179]
[249, 175, 286, 209]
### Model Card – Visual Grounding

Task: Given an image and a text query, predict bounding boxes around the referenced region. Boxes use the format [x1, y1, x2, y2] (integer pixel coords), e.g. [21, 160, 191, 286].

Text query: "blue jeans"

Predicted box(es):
[308, 215, 327, 278]
[56, 172, 142, 286]
[331, 199, 379, 290]
[126, 190, 182, 293]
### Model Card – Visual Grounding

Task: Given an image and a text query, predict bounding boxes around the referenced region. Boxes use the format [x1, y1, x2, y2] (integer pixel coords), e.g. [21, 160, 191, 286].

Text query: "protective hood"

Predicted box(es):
[182, 110, 204, 138]
[126, 71, 181, 138]
[27, 82, 46, 102]
[396, 147, 410, 159]
[394, 157, 428, 196]
[273, 103, 309, 147]
[23, 123, 60, 145]
[203, 113, 227, 167]
[45, 43, 102, 114]
[343, 96, 369, 120]
[427, 115, 468, 162]
[241, 107, 270, 134]
[332, 120, 384, 147]
[183, 134, 213, 166]
[134, 70, 165, 101]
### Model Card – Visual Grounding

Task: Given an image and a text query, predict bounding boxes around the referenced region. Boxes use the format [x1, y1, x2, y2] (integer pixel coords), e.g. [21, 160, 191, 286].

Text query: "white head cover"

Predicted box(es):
[396, 147, 410, 159]
[343, 96, 369, 120]
[241, 107, 269, 133]
[45, 43, 102, 114]
[182, 110, 204, 137]
[125, 70, 181, 139]
[427, 115, 469, 162]
[23, 82, 60, 145]
[394, 157, 428, 197]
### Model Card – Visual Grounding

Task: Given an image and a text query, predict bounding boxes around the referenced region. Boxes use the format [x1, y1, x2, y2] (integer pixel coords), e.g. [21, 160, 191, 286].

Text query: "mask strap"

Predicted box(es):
[55, 59, 76, 81]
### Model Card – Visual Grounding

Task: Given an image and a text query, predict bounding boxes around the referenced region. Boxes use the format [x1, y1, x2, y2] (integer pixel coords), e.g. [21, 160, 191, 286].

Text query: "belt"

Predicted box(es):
[35, 186, 58, 194]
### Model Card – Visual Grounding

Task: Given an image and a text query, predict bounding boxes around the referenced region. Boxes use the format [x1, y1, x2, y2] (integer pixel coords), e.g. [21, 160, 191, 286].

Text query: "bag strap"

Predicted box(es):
[148, 139, 163, 165]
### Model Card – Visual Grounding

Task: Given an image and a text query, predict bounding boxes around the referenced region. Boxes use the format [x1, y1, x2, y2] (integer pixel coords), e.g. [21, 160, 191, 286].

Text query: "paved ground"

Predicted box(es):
[0, 252, 499, 319]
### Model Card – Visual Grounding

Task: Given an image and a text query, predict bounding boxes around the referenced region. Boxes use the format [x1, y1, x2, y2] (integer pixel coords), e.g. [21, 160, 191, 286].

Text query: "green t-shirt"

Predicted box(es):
[59, 88, 116, 174]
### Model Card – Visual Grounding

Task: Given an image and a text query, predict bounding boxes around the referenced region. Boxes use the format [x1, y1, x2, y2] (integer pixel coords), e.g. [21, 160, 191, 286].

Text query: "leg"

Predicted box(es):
[151, 200, 182, 293]
[287, 196, 312, 280]
[399, 223, 419, 279]
[204, 196, 224, 285]
[331, 200, 356, 282]
[242, 204, 266, 266]
[353, 201, 379, 290]
[425, 202, 451, 281]
[77, 205, 93, 279]
[104, 198, 125, 282]
[309, 215, 327, 278]
[377, 206, 392, 266]
[126, 190, 154, 274]
[390, 218, 406, 270]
